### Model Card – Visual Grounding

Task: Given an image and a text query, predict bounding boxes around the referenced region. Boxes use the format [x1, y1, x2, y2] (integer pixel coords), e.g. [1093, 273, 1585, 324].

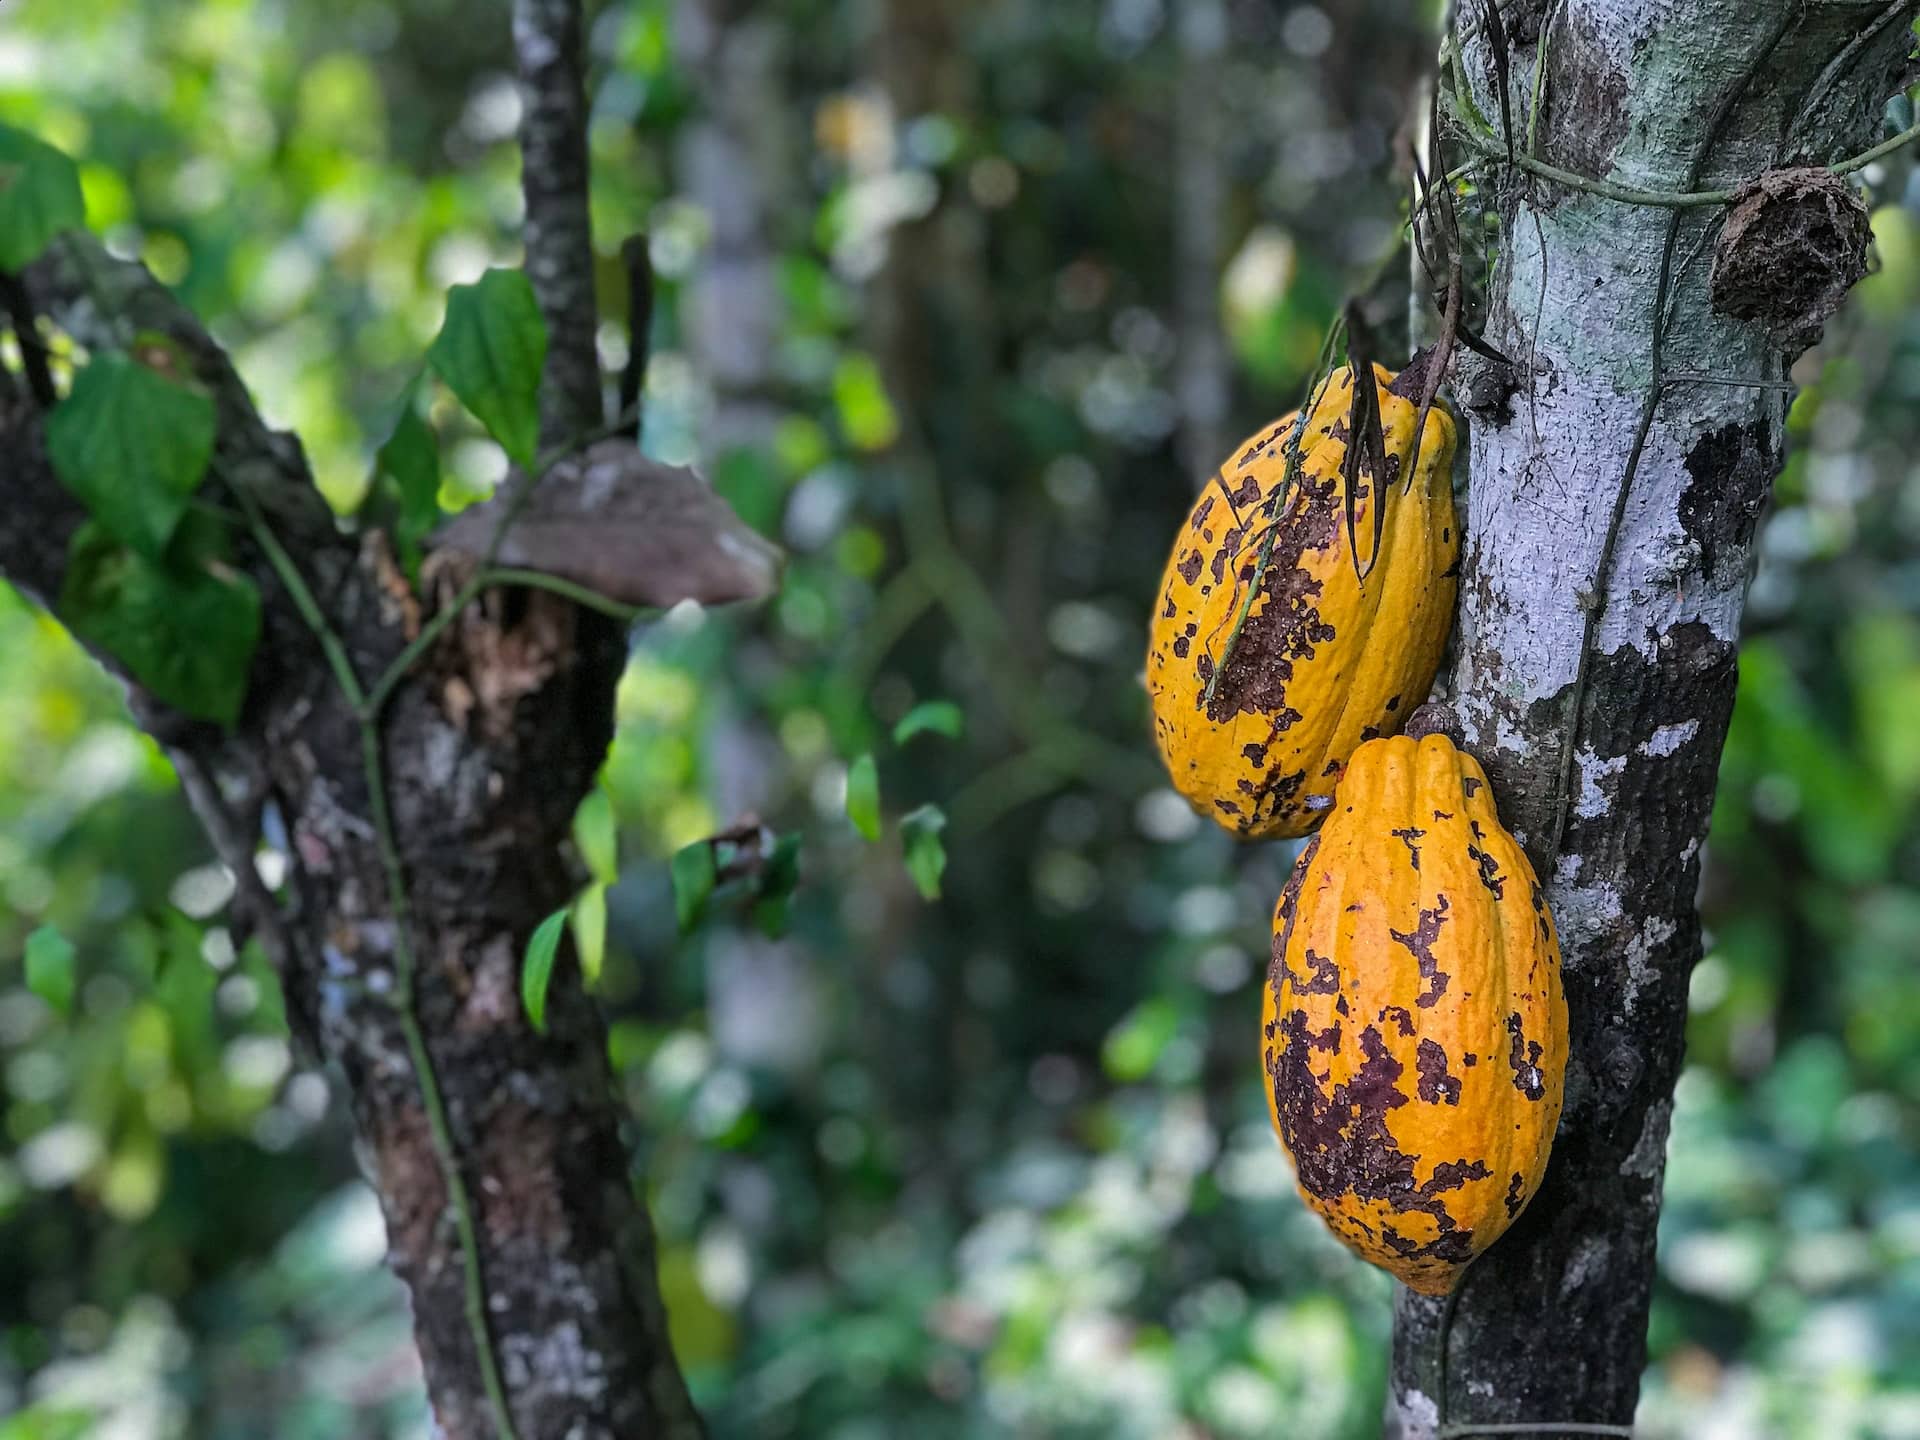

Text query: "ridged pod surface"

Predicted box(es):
[1261, 734, 1567, 1295]
[1146, 364, 1458, 839]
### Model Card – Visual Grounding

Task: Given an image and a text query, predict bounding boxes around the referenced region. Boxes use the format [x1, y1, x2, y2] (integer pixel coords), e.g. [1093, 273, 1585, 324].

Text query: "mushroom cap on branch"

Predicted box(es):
[434, 439, 784, 610]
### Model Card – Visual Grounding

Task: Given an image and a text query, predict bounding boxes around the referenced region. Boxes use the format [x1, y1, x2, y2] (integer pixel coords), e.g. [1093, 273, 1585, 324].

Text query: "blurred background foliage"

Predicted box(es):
[1, 0, 1918, 1436]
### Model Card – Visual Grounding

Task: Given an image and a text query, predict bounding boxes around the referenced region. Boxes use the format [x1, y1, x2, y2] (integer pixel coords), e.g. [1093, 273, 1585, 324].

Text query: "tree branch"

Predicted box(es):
[0, 231, 703, 1438]
[514, 0, 604, 445]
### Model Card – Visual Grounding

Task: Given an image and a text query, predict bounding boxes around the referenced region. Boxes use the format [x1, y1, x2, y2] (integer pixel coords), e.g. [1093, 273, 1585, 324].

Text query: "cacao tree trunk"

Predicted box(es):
[0, 2, 707, 1435]
[1388, 3, 1914, 1434]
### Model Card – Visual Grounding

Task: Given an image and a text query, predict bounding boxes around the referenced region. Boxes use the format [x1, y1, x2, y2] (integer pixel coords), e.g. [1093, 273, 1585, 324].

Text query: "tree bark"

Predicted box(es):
[1388, 3, 1913, 1434]
[0, 1, 706, 1434]
[515, 0, 605, 442]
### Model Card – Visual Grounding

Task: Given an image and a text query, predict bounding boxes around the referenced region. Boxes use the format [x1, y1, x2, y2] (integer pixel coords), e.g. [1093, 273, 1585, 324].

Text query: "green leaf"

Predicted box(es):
[831, 353, 900, 452]
[893, 701, 965, 746]
[1102, 998, 1181, 1083]
[427, 269, 548, 469]
[0, 123, 85, 269]
[24, 926, 76, 1016]
[671, 841, 717, 935]
[571, 882, 608, 985]
[846, 754, 881, 841]
[47, 355, 216, 559]
[0, 1407, 94, 1440]
[521, 908, 568, 1034]
[60, 525, 261, 726]
[574, 788, 619, 887]
[900, 804, 948, 901]
[751, 832, 803, 938]
[375, 380, 442, 557]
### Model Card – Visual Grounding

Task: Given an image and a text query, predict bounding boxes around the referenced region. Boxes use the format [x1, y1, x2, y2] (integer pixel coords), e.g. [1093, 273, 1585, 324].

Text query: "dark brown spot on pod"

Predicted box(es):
[1505, 1013, 1547, 1100]
[1416, 1039, 1461, 1105]
[1390, 896, 1452, 1009]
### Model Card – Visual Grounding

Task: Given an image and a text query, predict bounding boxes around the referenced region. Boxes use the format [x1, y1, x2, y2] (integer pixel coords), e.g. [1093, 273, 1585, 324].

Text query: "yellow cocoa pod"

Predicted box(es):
[1261, 734, 1567, 1295]
[1146, 364, 1458, 839]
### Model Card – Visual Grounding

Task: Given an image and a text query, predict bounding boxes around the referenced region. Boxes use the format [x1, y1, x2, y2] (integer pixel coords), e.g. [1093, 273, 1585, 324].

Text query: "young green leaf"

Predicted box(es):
[24, 926, 76, 1017]
[47, 356, 216, 559]
[0, 123, 86, 269]
[900, 804, 948, 901]
[573, 788, 619, 887]
[893, 700, 965, 746]
[570, 882, 608, 985]
[671, 840, 718, 935]
[60, 525, 261, 726]
[845, 754, 881, 841]
[427, 269, 548, 469]
[375, 380, 442, 558]
[521, 908, 569, 1034]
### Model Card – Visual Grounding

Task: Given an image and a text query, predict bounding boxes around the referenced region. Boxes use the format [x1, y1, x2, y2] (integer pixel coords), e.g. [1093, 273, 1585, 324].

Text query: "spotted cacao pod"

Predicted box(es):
[1261, 733, 1567, 1295]
[1146, 364, 1458, 839]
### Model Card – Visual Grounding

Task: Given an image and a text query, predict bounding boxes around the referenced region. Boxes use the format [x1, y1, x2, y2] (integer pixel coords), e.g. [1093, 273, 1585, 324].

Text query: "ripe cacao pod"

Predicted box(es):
[1261, 733, 1567, 1295]
[1146, 364, 1458, 839]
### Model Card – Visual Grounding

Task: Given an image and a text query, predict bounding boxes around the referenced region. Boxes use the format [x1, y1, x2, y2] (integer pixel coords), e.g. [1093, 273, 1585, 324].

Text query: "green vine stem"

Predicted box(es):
[1451, 108, 1920, 208]
[356, 719, 521, 1440]
[221, 470, 524, 1440]
[220, 401, 663, 1437]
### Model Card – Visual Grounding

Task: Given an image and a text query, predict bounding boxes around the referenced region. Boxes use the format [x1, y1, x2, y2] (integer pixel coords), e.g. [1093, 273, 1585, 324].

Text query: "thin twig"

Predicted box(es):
[618, 233, 655, 432]
[1405, 82, 1466, 509]
[1525, 0, 1564, 160]
[1478, 0, 1515, 161]
[1, 273, 58, 409]
[169, 747, 294, 978]
[1341, 305, 1393, 579]
[1440, 1426, 1634, 1438]
[1662, 371, 1797, 394]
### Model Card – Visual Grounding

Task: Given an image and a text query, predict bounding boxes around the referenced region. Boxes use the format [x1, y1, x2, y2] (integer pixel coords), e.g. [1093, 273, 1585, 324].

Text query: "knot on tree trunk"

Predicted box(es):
[1710, 167, 1870, 356]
